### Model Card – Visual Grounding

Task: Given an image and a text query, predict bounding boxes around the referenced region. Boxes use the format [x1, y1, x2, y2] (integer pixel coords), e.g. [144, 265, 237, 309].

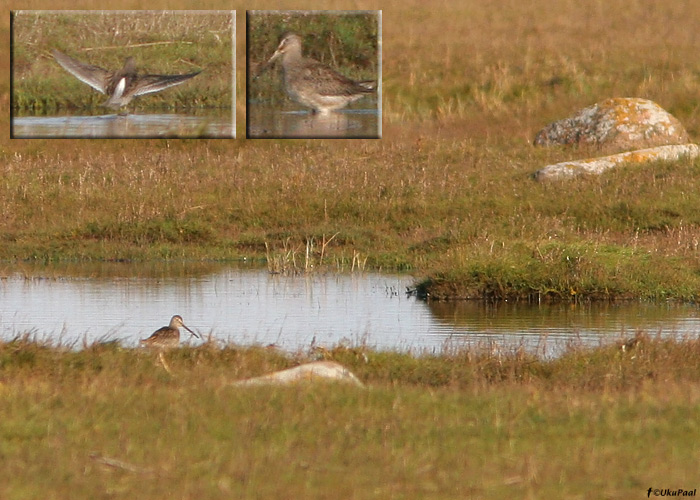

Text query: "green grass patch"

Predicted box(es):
[1, 337, 700, 498]
[418, 240, 700, 301]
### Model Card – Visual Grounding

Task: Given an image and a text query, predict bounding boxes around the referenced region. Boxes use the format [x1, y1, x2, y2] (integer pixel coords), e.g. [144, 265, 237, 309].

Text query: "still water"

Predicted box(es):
[1, 263, 699, 356]
[12, 110, 234, 138]
[246, 99, 380, 139]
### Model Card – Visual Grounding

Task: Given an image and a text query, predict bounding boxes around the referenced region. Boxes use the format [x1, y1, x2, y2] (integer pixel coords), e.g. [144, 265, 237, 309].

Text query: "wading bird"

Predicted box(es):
[140, 315, 199, 349]
[140, 315, 199, 374]
[52, 49, 201, 110]
[260, 32, 376, 114]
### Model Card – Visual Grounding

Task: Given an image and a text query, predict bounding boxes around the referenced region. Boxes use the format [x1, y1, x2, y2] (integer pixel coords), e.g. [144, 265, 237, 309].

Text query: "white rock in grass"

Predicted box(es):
[233, 361, 365, 387]
[534, 98, 688, 151]
[533, 143, 700, 181]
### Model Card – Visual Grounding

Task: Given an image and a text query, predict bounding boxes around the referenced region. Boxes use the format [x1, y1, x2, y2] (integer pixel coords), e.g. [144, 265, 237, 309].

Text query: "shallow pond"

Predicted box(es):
[12, 110, 234, 138]
[246, 99, 380, 139]
[1, 262, 699, 356]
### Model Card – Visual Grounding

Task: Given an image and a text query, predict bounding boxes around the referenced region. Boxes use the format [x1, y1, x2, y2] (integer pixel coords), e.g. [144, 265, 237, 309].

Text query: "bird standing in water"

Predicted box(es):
[140, 315, 199, 349]
[261, 32, 376, 114]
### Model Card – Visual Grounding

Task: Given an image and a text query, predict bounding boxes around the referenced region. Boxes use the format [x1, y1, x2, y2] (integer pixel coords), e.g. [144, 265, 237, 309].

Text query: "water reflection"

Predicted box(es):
[1, 264, 699, 356]
[12, 110, 234, 138]
[427, 301, 700, 357]
[247, 101, 380, 139]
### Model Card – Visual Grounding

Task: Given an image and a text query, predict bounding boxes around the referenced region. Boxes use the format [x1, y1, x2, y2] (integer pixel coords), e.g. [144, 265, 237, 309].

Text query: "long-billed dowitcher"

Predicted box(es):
[263, 32, 376, 114]
[51, 49, 201, 110]
[140, 315, 199, 349]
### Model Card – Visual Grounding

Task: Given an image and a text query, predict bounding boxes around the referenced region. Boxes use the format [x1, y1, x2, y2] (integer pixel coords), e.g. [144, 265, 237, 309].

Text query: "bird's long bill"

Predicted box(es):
[252, 39, 287, 82]
[266, 46, 284, 65]
[182, 324, 200, 339]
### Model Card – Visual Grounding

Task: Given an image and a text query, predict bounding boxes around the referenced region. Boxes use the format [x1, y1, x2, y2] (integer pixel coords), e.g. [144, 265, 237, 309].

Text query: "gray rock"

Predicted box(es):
[233, 361, 365, 387]
[533, 144, 700, 181]
[534, 97, 688, 151]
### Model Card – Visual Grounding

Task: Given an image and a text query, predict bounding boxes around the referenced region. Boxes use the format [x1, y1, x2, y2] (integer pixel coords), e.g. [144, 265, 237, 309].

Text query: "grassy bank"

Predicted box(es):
[5, 135, 700, 300]
[1, 336, 700, 498]
[5, 0, 700, 302]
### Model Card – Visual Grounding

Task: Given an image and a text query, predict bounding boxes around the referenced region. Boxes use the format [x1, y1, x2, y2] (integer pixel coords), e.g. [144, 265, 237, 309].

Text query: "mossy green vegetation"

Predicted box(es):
[1, 336, 700, 498]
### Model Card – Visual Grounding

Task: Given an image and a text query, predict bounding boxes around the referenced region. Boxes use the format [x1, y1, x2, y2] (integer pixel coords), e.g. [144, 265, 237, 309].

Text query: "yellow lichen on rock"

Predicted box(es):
[534, 144, 700, 181]
[534, 97, 688, 151]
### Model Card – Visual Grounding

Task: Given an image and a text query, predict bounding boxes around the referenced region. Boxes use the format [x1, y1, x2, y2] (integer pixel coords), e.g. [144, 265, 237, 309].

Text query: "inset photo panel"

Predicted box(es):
[11, 10, 235, 139]
[247, 10, 381, 139]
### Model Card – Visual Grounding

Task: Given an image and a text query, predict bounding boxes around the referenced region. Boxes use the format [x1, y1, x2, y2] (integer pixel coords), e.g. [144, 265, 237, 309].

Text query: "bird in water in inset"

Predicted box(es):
[257, 32, 376, 114]
[51, 49, 201, 111]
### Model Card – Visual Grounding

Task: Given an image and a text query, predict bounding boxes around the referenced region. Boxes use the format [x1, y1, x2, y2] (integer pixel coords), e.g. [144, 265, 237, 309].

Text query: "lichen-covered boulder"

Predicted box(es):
[533, 143, 700, 181]
[534, 97, 688, 151]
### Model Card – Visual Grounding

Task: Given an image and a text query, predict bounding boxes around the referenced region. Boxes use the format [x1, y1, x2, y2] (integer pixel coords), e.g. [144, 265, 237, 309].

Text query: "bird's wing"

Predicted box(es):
[52, 50, 110, 94]
[130, 72, 202, 97]
[300, 61, 374, 96]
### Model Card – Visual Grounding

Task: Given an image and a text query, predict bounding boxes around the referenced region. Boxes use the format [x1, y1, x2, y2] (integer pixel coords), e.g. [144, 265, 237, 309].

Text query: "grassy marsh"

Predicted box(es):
[1, 337, 700, 498]
[5, 1, 700, 496]
[6, 1, 700, 300]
